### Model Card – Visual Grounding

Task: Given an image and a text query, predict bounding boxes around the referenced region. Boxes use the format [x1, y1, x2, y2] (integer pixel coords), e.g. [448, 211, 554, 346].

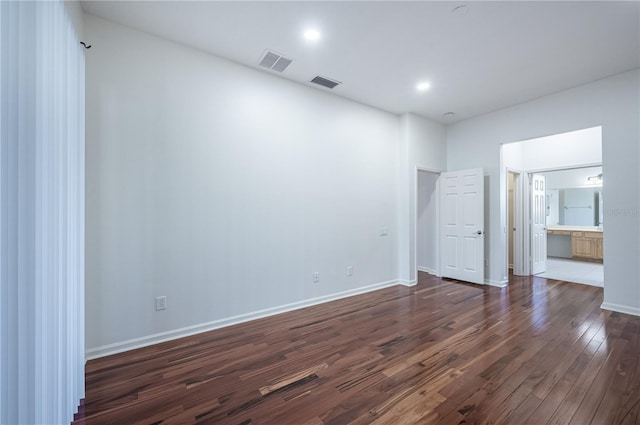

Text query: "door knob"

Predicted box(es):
[475, 230, 484, 235]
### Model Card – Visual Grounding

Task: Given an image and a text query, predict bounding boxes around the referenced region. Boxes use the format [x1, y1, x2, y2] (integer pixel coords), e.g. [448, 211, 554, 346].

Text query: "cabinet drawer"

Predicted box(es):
[550, 230, 571, 235]
[585, 232, 603, 239]
[571, 232, 584, 237]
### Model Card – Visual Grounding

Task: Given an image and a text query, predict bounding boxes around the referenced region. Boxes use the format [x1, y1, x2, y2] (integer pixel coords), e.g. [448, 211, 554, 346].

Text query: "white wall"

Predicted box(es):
[397, 113, 446, 284]
[416, 171, 438, 274]
[85, 15, 401, 355]
[547, 234, 572, 258]
[542, 166, 602, 189]
[447, 69, 640, 315]
[503, 126, 602, 172]
[84, 13, 639, 360]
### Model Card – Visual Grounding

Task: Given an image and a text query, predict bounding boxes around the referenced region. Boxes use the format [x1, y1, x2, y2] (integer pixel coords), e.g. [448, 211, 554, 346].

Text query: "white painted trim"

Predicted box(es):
[600, 302, 640, 317]
[86, 279, 401, 360]
[400, 279, 417, 287]
[415, 165, 444, 174]
[485, 279, 509, 288]
[526, 163, 602, 174]
[501, 148, 527, 281]
[519, 172, 532, 276]
[435, 176, 441, 277]
[415, 167, 420, 285]
[417, 266, 439, 276]
[512, 169, 527, 276]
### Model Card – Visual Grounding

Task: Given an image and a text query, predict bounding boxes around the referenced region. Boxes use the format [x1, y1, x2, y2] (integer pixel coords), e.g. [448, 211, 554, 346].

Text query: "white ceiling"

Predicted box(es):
[81, 1, 640, 124]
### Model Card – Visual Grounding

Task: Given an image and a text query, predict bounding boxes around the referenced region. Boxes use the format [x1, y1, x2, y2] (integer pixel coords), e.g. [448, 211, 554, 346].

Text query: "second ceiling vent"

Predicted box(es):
[259, 50, 293, 73]
[310, 75, 341, 89]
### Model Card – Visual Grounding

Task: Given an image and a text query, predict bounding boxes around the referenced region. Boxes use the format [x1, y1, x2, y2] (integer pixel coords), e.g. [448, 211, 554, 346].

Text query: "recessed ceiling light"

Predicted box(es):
[416, 82, 431, 92]
[443, 112, 456, 117]
[304, 29, 320, 41]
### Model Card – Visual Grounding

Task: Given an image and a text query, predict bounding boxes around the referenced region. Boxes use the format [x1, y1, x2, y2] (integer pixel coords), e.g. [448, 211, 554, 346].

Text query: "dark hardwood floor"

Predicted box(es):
[74, 273, 640, 425]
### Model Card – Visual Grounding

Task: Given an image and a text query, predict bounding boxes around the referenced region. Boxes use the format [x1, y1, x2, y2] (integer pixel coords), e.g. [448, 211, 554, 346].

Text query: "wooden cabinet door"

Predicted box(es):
[595, 238, 603, 260]
[572, 236, 595, 258]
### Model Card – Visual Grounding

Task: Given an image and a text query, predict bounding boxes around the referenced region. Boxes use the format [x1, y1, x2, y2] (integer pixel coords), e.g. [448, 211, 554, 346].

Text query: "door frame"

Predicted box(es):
[505, 163, 603, 281]
[506, 169, 528, 276]
[414, 166, 441, 279]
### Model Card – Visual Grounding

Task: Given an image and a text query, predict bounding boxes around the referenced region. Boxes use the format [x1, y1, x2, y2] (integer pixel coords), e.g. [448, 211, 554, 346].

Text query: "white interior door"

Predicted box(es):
[439, 168, 485, 284]
[531, 174, 547, 274]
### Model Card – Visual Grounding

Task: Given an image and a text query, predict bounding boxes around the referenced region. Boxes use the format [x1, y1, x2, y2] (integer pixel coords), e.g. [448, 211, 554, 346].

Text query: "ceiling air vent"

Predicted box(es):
[259, 50, 293, 73]
[310, 75, 341, 89]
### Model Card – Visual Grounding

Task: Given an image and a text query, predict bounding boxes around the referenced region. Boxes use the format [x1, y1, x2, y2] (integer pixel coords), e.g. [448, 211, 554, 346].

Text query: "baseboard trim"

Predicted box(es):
[600, 302, 640, 317]
[485, 279, 508, 288]
[399, 279, 417, 287]
[86, 278, 401, 360]
[417, 267, 439, 276]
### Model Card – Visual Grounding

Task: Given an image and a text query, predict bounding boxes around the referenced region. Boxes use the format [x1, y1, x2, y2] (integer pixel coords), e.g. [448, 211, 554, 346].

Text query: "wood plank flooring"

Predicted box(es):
[73, 273, 640, 424]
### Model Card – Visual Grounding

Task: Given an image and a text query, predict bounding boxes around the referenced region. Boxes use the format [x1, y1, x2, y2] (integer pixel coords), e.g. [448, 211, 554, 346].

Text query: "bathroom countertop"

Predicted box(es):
[547, 225, 602, 233]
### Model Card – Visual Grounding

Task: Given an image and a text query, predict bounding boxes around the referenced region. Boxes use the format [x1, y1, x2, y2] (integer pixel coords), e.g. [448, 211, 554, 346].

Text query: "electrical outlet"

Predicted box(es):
[379, 226, 389, 236]
[346, 265, 353, 276]
[312, 272, 319, 283]
[155, 296, 167, 311]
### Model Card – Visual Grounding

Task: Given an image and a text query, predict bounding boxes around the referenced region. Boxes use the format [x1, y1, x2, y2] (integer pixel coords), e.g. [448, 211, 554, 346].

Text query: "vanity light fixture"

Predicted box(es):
[585, 174, 603, 185]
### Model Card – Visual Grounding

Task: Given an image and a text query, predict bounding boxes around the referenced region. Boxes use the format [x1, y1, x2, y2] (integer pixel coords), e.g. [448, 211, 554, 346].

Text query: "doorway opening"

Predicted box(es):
[416, 169, 440, 278]
[506, 170, 526, 276]
[501, 126, 603, 287]
[416, 167, 486, 286]
[508, 171, 516, 271]
[534, 166, 604, 286]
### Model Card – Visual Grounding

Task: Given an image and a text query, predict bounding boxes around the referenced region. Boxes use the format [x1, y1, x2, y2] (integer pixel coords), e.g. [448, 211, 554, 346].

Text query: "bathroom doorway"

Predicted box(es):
[501, 126, 603, 286]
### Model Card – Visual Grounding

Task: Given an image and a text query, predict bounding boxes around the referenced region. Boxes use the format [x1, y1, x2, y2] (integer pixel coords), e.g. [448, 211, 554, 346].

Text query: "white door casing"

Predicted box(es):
[513, 171, 528, 276]
[531, 174, 547, 275]
[439, 168, 485, 284]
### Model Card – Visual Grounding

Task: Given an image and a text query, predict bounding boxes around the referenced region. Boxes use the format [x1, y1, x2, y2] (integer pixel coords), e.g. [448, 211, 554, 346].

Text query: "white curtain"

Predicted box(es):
[0, 1, 85, 424]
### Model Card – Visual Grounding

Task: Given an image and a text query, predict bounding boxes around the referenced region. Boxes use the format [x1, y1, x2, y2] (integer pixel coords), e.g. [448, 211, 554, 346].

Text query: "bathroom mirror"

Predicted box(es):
[541, 166, 603, 227]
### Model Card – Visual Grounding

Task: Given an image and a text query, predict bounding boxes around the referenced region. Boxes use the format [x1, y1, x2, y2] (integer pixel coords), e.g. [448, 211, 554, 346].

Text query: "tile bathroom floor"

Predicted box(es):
[536, 257, 603, 287]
